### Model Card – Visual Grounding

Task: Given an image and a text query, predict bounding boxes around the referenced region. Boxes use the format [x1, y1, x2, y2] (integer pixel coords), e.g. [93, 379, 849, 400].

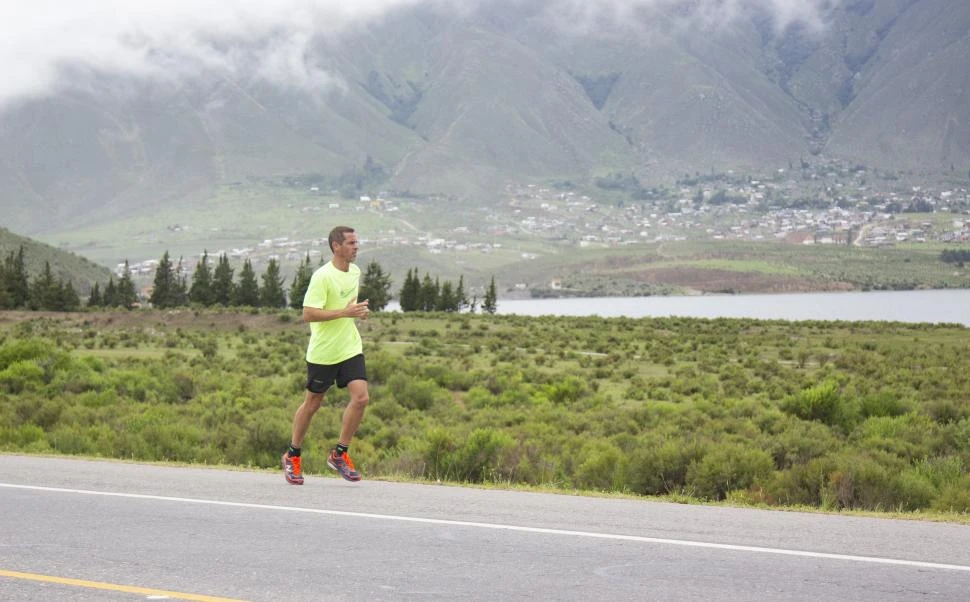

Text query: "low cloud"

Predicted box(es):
[0, 0, 430, 108]
[0, 0, 838, 108]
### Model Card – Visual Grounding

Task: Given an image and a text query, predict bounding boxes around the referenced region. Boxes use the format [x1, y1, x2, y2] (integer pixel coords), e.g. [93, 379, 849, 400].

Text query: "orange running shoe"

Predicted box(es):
[282, 452, 304, 485]
[327, 450, 362, 482]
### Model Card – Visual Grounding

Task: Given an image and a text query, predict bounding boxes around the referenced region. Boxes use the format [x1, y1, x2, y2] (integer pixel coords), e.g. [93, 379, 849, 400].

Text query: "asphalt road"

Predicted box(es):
[1, 455, 968, 601]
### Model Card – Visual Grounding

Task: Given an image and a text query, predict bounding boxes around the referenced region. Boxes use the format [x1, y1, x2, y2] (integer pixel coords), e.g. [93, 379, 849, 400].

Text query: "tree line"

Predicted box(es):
[0, 246, 82, 311]
[397, 269, 497, 314]
[1, 244, 498, 314]
[144, 251, 496, 313]
[142, 251, 496, 313]
[940, 248, 970, 265]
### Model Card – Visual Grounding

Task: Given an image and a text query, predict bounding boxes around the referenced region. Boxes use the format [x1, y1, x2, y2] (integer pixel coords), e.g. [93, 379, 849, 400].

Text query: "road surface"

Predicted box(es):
[1, 455, 968, 601]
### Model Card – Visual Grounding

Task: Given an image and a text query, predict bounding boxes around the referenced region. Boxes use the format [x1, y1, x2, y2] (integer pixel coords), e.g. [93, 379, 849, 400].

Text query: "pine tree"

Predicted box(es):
[29, 262, 58, 310]
[150, 251, 175, 308]
[235, 259, 260, 306]
[11, 247, 29, 308]
[173, 257, 189, 307]
[0, 256, 11, 309]
[56, 281, 81, 311]
[419, 273, 437, 311]
[455, 275, 469, 312]
[483, 276, 498, 314]
[212, 253, 235, 306]
[437, 280, 456, 312]
[289, 253, 313, 309]
[358, 259, 392, 311]
[189, 251, 214, 306]
[260, 258, 287, 308]
[103, 277, 118, 307]
[1, 246, 29, 308]
[398, 268, 421, 312]
[87, 282, 102, 308]
[117, 261, 138, 309]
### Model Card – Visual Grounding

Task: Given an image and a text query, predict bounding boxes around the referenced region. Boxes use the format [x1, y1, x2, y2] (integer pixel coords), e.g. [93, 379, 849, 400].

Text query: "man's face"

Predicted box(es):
[334, 232, 359, 262]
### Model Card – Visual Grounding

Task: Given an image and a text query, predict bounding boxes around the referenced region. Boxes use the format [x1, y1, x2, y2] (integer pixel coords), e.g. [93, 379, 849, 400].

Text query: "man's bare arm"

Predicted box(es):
[303, 300, 369, 323]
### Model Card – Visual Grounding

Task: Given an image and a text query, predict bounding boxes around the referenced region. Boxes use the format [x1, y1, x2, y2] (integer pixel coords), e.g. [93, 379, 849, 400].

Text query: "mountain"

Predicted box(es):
[0, 228, 113, 294]
[2, 0, 968, 236]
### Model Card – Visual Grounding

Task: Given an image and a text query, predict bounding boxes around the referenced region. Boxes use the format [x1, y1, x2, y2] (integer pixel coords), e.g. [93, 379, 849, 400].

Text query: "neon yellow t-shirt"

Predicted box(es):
[303, 261, 362, 365]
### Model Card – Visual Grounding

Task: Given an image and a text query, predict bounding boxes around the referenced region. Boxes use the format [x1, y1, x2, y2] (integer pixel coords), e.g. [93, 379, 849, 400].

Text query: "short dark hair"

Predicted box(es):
[328, 226, 355, 252]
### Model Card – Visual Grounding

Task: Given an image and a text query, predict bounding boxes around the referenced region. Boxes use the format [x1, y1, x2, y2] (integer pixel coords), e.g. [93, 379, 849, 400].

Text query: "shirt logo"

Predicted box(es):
[340, 287, 356, 298]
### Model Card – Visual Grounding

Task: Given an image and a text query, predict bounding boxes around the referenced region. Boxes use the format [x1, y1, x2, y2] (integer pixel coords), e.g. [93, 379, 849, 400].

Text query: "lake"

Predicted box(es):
[492, 289, 970, 327]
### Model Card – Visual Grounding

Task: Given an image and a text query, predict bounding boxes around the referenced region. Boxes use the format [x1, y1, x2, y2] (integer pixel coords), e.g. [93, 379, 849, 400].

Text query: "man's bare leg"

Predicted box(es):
[291, 390, 325, 448]
[337, 379, 370, 446]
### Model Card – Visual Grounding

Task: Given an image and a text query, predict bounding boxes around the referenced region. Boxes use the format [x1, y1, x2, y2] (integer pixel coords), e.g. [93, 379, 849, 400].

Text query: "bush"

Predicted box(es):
[889, 470, 937, 511]
[912, 456, 965, 490]
[0, 339, 50, 370]
[931, 476, 970, 513]
[0, 360, 45, 393]
[387, 373, 447, 411]
[822, 452, 904, 510]
[573, 440, 625, 491]
[453, 428, 514, 482]
[782, 379, 858, 430]
[860, 391, 914, 418]
[851, 413, 939, 461]
[625, 437, 707, 495]
[764, 457, 834, 506]
[765, 416, 841, 469]
[422, 427, 457, 480]
[686, 443, 774, 500]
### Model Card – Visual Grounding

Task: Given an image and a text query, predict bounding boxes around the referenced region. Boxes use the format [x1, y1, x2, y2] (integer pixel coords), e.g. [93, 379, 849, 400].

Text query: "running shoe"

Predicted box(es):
[327, 450, 362, 482]
[282, 452, 304, 485]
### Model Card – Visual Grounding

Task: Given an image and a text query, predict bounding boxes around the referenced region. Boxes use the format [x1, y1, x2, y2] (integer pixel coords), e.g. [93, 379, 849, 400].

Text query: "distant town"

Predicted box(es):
[115, 159, 970, 282]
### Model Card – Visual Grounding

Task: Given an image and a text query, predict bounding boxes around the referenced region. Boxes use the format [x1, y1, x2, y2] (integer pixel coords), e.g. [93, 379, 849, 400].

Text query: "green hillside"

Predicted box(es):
[1, 1, 968, 259]
[0, 228, 112, 295]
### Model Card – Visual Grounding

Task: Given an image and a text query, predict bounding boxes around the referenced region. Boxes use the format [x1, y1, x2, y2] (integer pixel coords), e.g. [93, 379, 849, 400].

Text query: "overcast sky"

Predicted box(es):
[0, 0, 837, 109]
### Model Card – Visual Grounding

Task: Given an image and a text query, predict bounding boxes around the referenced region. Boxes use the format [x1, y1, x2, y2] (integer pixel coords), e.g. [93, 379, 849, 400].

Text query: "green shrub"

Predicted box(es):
[0, 339, 49, 370]
[851, 413, 939, 461]
[912, 456, 965, 489]
[422, 427, 457, 479]
[387, 373, 447, 411]
[782, 379, 859, 430]
[889, 470, 937, 511]
[538, 376, 586, 405]
[764, 457, 834, 506]
[686, 443, 774, 500]
[860, 391, 914, 419]
[931, 476, 970, 513]
[465, 385, 497, 408]
[0, 423, 46, 448]
[625, 437, 707, 495]
[0, 360, 45, 393]
[766, 416, 841, 469]
[822, 452, 904, 510]
[573, 440, 625, 491]
[454, 428, 514, 482]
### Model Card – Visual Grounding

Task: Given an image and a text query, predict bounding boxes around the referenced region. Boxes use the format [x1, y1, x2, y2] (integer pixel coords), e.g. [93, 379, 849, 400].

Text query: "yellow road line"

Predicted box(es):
[0, 569, 247, 601]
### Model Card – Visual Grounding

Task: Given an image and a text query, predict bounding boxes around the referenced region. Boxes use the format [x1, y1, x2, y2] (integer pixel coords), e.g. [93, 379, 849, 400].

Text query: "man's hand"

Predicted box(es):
[346, 299, 370, 319]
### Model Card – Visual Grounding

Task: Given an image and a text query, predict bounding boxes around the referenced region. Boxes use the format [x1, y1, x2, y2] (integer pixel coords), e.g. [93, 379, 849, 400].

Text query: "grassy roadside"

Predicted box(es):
[1, 309, 968, 523]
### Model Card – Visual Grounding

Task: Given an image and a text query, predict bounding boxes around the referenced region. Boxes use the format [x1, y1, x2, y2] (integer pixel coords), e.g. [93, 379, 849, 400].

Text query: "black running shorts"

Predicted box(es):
[306, 354, 367, 394]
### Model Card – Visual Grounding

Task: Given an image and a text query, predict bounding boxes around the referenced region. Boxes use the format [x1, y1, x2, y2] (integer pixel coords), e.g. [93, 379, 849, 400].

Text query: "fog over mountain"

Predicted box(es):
[2, 0, 967, 234]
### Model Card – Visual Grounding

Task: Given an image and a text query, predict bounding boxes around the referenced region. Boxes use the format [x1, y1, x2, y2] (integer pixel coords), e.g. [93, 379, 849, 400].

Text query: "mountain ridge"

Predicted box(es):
[2, 1, 968, 235]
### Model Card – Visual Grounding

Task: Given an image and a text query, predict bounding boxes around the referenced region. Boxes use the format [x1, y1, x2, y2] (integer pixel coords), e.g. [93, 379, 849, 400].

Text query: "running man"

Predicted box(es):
[282, 225, 371, 484]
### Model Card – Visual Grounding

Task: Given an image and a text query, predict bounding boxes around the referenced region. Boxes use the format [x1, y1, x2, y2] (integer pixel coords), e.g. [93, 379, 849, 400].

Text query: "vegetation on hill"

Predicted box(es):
[4, 2, 970, 235]
[0, 228, 111, 295]
[1, 309, 967, 520]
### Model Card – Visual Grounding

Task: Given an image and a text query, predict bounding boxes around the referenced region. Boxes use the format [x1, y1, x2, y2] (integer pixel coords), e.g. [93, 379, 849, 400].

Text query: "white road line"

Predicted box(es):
[3, 483, 969, 573]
